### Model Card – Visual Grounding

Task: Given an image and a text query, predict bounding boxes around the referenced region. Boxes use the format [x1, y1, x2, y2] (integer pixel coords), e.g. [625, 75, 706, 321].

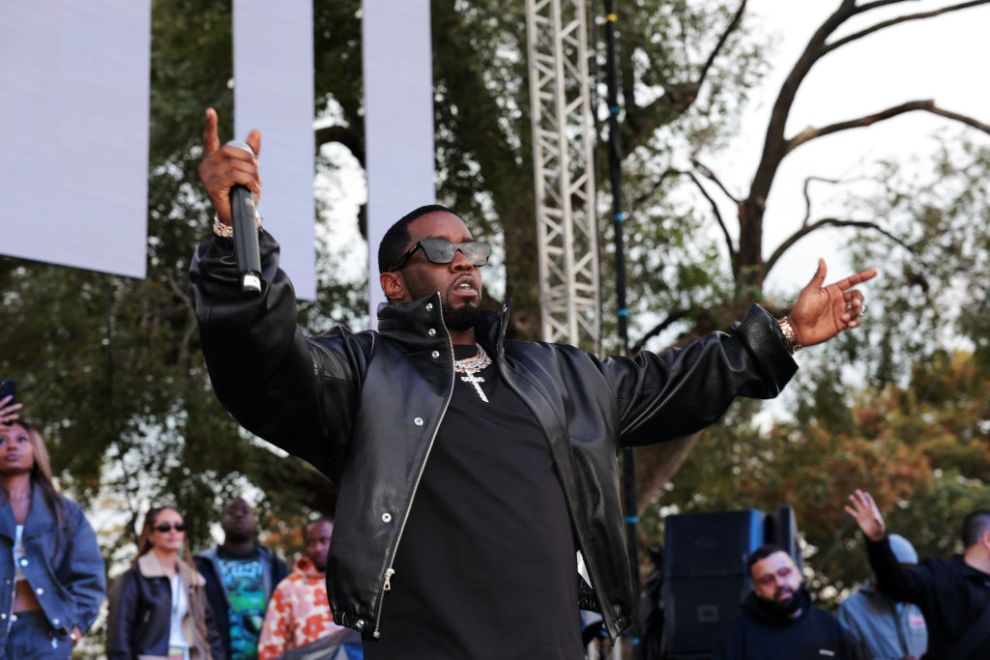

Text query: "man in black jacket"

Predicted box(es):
[715, 545, 856, 660]
[846, 489, 990, 659]
[190, 110, 874, 658]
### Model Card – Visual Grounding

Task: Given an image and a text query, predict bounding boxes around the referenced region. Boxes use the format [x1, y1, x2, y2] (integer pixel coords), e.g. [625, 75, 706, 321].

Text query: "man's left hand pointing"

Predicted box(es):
[787, 258, 877, 347]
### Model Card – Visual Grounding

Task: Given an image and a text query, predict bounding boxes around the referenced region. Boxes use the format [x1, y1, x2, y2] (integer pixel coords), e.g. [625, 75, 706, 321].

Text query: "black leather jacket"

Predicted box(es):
[106, 553, 224, 660]
[190, 231, 796, 640]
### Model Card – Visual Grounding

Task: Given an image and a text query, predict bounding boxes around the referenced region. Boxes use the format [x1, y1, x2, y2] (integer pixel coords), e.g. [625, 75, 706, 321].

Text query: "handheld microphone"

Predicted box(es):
[226, 140, 262, 293]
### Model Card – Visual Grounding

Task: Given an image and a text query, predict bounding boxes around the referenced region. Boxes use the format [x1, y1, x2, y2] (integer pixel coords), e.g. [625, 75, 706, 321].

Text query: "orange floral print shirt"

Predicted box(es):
[257, 556, 345, 659]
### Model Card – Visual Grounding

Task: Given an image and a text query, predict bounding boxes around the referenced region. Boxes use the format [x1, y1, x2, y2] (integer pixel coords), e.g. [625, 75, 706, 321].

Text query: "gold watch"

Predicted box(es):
[777, 316, 802, 354]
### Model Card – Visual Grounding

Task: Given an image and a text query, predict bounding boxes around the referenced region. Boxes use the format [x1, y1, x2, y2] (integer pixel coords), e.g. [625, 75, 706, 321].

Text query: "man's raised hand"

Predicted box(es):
[787, 258, 877, 347]
[844, 489, 887, 542]
[197, 107, 262, 227]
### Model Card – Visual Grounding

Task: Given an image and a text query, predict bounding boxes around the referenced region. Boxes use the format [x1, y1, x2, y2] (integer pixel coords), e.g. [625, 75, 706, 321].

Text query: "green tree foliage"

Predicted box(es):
[0, 0, 349, 558]
[1, 0, 988, 592]
[644, 349, 990, 607]
[642, 135, 990, 602]
[0, 0, 768, 555]
[626, 0, 990, 499]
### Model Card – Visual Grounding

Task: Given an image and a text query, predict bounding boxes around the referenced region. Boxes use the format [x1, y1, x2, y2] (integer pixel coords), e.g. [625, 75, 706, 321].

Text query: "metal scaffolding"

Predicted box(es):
[525, 0, 601, 352]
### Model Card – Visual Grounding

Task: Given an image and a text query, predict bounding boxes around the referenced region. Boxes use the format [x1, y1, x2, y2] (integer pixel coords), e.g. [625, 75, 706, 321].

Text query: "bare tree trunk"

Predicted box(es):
[633, 433, 702, 515]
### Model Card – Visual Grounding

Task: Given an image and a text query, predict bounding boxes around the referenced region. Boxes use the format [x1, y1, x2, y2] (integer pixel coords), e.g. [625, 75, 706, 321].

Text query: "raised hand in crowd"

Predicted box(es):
[845, 489, 887, 541]
[0, 395, 22, 425]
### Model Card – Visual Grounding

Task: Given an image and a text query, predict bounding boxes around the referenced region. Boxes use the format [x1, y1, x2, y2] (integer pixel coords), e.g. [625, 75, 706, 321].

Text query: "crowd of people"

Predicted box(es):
[711, 491, 990, 659]
[0, 394, 362, 660]
[0, 108, 983, 660]
[4, 384, 990, 659]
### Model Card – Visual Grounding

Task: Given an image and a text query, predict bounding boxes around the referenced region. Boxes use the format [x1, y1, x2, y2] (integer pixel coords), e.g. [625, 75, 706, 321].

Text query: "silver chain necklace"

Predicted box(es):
[454, 343, 492, 403]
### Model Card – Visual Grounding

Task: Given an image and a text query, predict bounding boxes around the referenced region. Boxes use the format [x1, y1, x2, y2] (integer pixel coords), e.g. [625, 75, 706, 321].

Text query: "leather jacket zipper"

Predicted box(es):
[371, 299, 454, 639]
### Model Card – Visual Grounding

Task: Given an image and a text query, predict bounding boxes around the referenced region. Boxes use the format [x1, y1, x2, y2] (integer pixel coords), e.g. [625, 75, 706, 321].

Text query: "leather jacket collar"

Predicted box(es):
[138, 552, 205, 588]
[376, 293, 509, 358]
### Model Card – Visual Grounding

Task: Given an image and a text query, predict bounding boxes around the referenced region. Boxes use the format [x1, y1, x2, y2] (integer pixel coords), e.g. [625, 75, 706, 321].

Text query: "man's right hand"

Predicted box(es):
[844, 489, 887, 541]
[197, 107, 262, 227]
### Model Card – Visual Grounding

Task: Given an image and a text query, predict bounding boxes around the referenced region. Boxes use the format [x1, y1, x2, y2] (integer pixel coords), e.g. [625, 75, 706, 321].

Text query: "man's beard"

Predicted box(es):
[762, 585, 806, 618]
[443, 302, 481, 331]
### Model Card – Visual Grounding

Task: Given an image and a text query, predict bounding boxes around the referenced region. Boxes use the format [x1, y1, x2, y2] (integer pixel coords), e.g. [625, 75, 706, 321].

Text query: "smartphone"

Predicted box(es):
[0, 379, 15, 402]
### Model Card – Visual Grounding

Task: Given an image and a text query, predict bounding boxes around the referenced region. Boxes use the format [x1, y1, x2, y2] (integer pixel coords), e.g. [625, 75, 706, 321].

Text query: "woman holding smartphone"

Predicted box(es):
[0, 417, 106, 656]
[107, 506, 222, 660]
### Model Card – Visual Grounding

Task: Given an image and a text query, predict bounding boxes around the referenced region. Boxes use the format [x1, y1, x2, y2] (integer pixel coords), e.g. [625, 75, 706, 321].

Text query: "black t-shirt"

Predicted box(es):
[366, 344, 583, 660]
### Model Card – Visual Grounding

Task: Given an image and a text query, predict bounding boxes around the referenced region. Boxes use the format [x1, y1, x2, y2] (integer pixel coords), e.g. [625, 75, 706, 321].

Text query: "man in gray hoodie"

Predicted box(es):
[838, 533, 928, 659]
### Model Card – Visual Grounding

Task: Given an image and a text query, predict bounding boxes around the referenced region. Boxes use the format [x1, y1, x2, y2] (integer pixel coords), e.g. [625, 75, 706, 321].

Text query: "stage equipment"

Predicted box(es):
[599, 1, 645, 654]
[661, 508, 801, 658]
[525, 0, 601, 352]
[360, 0, 436, 324]
[233, 0, 316, 299]
[0, 1, 150, 278]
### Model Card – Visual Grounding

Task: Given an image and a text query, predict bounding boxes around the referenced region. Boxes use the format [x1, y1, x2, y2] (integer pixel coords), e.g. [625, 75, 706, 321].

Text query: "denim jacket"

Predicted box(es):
[0, 485, 106, 642]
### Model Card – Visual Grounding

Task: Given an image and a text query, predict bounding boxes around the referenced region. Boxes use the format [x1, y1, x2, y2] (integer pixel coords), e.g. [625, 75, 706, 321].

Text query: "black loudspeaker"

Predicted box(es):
[661, 510, 767, 658]
[661, 575, 751, 657]
[765, 506, 802, 570]
[664, 509, 765, 578]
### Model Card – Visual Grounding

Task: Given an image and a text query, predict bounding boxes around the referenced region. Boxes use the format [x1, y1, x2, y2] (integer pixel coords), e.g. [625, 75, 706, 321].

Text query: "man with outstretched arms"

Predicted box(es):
[190, 109, 875, 659]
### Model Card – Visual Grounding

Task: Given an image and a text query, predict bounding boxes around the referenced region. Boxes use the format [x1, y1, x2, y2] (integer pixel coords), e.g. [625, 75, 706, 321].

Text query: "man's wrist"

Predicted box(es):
[213, 211, 262, 238]
[777, 315, 802, 354]
[864, 529, 887, 543]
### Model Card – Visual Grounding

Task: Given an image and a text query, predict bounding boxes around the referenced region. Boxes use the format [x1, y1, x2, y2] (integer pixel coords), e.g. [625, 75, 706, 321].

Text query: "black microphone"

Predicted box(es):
[226, 140, 262, 293]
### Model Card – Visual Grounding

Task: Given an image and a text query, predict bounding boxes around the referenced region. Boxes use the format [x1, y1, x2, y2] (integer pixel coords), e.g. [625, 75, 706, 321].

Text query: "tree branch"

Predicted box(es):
[827, 0, 990, 53]
[695, 0, 748, 93]
[629, 168, 684, 215]
[787, 100, 990, 153]
[164, 269, 197, 368]
[631, 308, 696, 354]
[801, 175, 869, 227]
[314, 124, 364, 166]
[631, 168, 737, 258]
[621, 0, 748, 152]
[692, 158, 740, 203]
[687, 172, 737, 261]
[853, 0, 922, 14]
[764, 217, 912, 278]
[744, 2, 858, 209]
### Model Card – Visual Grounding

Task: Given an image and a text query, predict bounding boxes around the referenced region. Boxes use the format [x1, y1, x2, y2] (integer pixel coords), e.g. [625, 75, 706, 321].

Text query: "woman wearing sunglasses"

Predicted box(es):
[0, 416, 106, 657]
[107, 506, 222, 660]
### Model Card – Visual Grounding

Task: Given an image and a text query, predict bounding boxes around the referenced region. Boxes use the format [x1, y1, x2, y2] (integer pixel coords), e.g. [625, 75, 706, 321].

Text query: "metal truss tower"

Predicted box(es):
[525, 0, 601, 352]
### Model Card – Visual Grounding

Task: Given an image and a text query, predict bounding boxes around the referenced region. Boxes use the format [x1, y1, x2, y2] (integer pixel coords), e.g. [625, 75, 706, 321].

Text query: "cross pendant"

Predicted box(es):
[460, 370, 489, 403]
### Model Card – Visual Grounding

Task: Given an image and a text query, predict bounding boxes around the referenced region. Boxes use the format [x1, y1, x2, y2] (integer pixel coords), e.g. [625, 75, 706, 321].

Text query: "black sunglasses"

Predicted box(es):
[155, 522, 186, 533]
[389, 237, 491, 272]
